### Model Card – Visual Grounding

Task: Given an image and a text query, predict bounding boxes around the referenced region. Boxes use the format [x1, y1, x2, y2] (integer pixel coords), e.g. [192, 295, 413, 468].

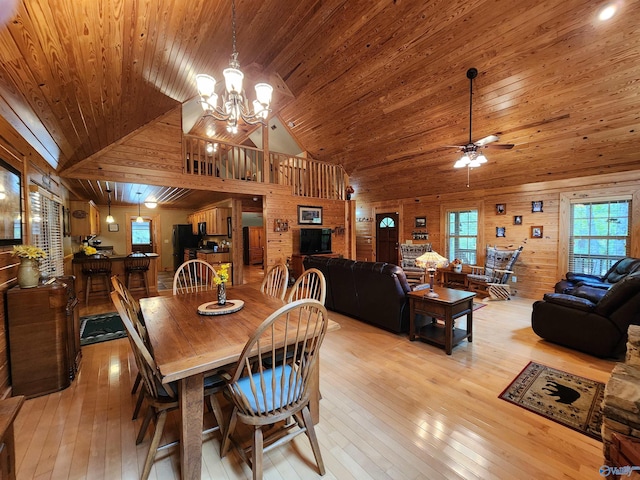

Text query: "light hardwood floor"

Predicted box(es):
[15, 277, 614, 479]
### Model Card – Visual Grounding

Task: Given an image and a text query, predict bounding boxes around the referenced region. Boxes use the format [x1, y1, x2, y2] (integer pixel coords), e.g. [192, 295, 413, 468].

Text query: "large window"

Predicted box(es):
[447, 209, 478, 264]
[29, 189, 63, 278]
[569, 199, 630, 275]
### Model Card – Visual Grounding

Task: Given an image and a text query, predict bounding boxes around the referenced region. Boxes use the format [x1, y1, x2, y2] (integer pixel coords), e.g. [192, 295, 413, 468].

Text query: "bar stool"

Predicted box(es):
[82, 254, 112, 305]
[125, 252, 150, 296]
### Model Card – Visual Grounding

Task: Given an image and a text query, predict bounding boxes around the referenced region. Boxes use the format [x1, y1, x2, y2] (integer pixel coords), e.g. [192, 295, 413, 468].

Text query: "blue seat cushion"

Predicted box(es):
[236, 364, 302, 413]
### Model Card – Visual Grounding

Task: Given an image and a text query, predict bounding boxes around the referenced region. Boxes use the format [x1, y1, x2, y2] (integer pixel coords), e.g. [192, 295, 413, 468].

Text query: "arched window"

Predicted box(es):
[379, 216, 395, 228]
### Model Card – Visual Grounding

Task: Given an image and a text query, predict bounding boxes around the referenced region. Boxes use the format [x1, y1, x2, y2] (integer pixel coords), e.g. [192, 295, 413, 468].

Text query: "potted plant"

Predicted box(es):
[214, 263, 230, 305]
[12, 245, 46, 288]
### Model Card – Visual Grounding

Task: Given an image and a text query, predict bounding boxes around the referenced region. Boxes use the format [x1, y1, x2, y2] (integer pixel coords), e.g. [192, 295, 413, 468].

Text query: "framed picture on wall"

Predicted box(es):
[415, 217, 426, 228]
[496, 226, 506, 237]
[496, 204, 506, 215]
[513, 215, 523, 225]
[108, 223, 119, 232]
[298, 205, 323, 225]
[0, 159, 23, 246]
[532, 200, 543, 212]
[531, 226, 543, 238]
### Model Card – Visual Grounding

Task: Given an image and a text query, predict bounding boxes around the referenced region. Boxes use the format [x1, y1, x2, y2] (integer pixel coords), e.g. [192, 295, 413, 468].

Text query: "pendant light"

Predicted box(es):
[136, 192, 144, 223]
[105, 188, 115, 223]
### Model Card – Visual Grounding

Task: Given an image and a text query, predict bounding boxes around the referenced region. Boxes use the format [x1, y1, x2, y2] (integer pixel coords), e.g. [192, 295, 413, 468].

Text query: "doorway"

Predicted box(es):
[376, 212, 399, 264]
[126, 213, 161, 256]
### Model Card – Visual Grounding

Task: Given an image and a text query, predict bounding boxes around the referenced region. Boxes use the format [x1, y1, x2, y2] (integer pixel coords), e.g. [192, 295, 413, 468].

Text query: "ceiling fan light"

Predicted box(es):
[469, 158, 482, 168]
[454, 158, 468, 169]
[476, 153, 488, 164]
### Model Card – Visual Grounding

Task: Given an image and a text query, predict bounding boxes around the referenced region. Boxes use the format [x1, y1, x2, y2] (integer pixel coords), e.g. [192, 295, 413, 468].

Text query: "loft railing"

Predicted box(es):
[183, 135, 348, 200]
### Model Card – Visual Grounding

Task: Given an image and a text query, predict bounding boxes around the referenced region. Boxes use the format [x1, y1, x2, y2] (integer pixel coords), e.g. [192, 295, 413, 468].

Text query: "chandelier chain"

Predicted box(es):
[230, 0, 239, 67]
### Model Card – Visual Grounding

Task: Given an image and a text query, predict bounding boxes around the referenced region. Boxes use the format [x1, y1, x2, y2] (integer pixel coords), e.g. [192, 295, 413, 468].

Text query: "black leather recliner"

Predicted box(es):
[554, 257, 640, 293]
[532, 272, 640, 358]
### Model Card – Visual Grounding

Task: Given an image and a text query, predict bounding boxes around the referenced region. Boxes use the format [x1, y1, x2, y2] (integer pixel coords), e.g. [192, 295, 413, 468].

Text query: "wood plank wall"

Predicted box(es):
[357, 170, 640, 300]
[264, 192, 350, 268]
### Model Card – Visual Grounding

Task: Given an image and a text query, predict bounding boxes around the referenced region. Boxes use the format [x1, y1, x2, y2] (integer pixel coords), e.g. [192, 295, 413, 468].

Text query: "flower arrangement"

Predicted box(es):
[81, 245, 97, 255]
[451, 258, 463, 266]
[12, 245, 47, 260]
[345, 185, 354, 195]
[214, 263, 230, 285]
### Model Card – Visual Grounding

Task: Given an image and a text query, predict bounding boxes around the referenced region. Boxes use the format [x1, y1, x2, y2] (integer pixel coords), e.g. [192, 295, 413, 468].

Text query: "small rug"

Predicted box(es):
[499, 361, 604, 440]
[80, 312, 126, 346]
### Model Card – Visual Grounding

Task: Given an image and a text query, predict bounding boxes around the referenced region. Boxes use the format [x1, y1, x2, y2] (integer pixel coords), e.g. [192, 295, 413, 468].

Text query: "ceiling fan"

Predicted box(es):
[449, 68, 514, 175]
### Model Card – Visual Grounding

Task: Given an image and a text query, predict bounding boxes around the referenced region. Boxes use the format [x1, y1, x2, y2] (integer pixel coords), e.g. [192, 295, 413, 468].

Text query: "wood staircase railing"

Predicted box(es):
[184, 135, 349, 200]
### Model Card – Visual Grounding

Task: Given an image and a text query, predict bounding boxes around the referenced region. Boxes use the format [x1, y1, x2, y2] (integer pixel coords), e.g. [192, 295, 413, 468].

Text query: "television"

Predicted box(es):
[300, 228, 332, 255]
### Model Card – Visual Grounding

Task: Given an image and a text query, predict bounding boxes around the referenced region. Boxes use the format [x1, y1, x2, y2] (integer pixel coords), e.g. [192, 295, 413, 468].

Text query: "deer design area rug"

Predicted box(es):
[499, 361, 605, 441]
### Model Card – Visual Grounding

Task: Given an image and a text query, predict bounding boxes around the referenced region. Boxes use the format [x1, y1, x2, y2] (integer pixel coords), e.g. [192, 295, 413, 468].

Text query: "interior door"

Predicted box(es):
[376, 212, 399, 264]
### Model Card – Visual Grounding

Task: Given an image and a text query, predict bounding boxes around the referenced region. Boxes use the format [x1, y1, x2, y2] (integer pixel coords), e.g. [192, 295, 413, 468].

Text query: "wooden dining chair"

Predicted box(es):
[220, 299, 328, 480]
[111, 275, 147, 420]
[110, 290, 226, 480]
[173, 259, 219, 294]
[286, 268, 326, 304]
[259, 262, 289, 300]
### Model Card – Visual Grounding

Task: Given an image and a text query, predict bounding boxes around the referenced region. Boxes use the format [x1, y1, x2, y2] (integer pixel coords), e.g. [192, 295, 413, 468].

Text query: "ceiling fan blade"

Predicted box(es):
[474, 134, 500, 146]
[483, 143, 515, 150]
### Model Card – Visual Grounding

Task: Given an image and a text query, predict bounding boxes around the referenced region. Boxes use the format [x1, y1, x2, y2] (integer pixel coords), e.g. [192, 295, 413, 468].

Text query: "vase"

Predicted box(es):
[453, 264, 463, 273]
[217, 282, 227, 305]
[17, 258, 40, 288]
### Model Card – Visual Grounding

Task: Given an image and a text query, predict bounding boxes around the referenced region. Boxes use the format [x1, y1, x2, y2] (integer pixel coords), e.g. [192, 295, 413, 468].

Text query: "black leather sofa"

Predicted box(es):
[532, 272, 640, 358]
[303, 256, 412, 333]
[554, 257, 640, 293]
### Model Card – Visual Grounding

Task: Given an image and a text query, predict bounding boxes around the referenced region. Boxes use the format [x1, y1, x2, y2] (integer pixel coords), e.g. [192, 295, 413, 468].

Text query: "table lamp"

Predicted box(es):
[415, 250, 449, 298]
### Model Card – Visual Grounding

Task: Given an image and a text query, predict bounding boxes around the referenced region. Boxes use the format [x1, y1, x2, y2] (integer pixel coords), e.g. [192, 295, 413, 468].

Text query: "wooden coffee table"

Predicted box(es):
[408, 287, 476, 354]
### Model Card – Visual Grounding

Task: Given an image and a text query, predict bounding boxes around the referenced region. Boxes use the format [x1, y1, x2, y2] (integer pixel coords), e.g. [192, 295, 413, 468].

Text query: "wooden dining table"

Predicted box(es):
[139, 284, 337, 480]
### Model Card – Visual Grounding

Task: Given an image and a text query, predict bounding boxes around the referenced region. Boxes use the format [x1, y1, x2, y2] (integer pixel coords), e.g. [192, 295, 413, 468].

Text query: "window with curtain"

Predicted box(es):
[29, 189, 63, 278]
[569, 199, 630, 276]
[447, 209, 478, 264]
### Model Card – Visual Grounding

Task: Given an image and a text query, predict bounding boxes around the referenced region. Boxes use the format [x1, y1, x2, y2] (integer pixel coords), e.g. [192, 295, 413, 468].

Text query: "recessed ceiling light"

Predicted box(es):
[598, 3, 617, 21]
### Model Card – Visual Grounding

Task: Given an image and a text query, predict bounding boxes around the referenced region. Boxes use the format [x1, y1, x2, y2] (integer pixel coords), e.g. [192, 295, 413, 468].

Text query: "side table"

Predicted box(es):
[439, 270, 469, 290]
[408, 287, 476, 355]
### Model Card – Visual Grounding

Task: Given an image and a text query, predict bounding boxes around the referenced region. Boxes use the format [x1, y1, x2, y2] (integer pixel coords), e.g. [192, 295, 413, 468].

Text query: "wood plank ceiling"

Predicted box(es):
[0, 0, 638, 206]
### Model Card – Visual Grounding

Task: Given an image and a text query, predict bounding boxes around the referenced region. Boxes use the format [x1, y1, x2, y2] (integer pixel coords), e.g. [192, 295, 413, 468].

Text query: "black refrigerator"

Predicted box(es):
[172, 224, 199, 271]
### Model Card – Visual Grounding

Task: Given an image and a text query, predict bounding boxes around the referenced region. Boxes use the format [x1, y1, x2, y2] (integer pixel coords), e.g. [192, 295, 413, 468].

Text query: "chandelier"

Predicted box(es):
[195, 0, 273, 134]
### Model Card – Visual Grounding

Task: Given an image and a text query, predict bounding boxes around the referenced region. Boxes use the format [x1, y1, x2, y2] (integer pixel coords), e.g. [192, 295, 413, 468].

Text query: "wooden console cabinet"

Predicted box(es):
[6, 277, 81, 398]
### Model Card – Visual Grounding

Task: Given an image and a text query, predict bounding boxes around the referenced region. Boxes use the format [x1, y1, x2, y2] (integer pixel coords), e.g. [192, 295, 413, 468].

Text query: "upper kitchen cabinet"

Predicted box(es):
[190, 207, 232, 236]
[209, 207, 231, 236]
[70, 201, 100, 236]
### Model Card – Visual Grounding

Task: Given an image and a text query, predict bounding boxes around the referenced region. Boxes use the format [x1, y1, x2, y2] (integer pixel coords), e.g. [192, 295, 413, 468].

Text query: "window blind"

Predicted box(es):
[568, 199, 630, 276]
[29, 189, 64, 278]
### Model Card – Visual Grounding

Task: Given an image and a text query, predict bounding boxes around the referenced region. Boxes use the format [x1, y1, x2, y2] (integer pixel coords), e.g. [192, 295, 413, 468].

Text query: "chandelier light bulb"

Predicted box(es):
[106, 214, 115, 224]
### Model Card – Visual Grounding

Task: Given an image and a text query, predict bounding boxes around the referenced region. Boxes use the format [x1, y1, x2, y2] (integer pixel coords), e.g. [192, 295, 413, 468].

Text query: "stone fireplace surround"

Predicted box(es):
[602, 325, 640, 474]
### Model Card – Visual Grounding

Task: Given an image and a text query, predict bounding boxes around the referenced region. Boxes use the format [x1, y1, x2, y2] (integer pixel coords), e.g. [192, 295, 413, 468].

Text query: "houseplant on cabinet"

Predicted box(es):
[12, 245, 46, 288]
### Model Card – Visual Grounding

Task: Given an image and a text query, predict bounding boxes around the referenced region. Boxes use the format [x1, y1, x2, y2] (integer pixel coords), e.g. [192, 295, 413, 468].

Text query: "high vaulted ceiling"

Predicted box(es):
[0, 0, 638, 205]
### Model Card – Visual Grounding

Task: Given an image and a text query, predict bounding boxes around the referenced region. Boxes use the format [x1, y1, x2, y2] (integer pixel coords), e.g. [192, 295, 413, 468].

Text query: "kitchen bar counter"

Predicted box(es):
[72, 253, 159, 298]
